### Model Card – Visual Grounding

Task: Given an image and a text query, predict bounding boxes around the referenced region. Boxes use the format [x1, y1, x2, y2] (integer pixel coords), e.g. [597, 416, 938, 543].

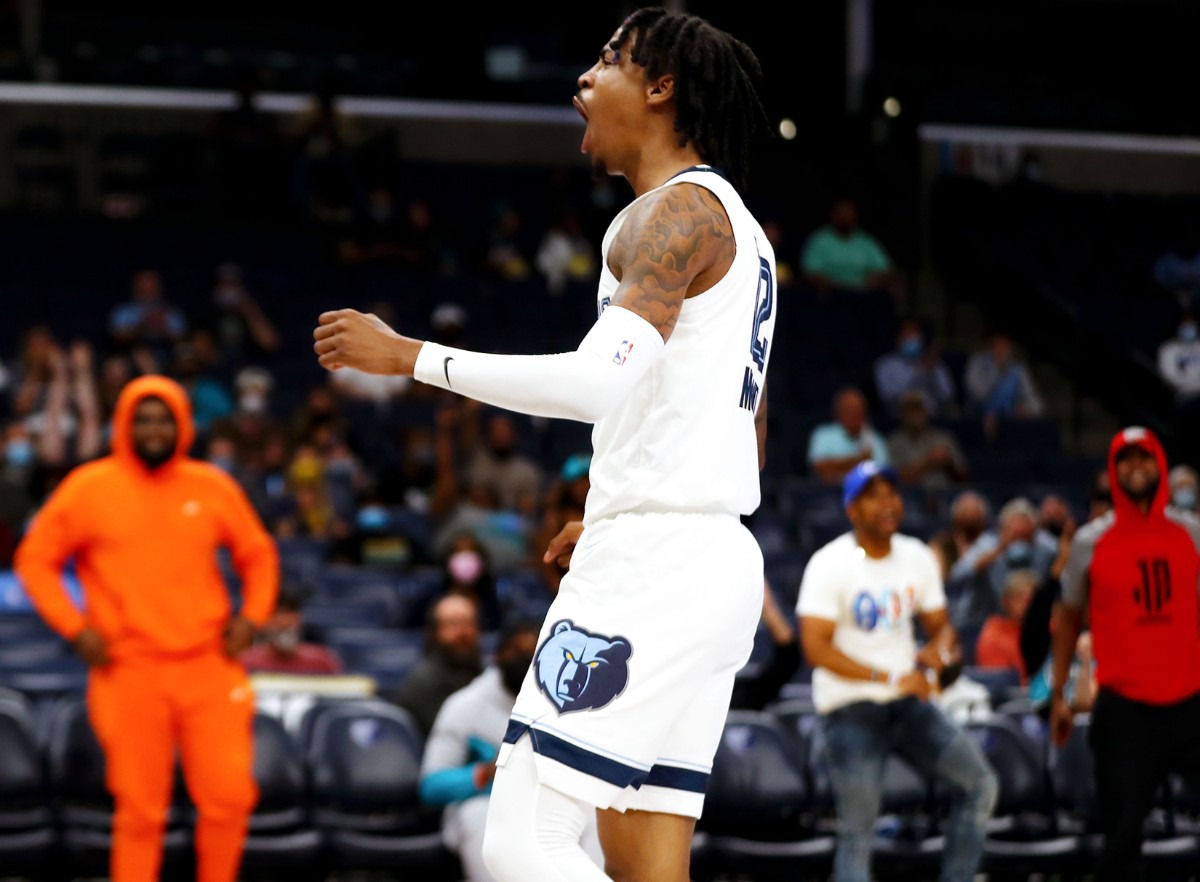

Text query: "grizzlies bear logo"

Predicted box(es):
[534, 619, 632, 714]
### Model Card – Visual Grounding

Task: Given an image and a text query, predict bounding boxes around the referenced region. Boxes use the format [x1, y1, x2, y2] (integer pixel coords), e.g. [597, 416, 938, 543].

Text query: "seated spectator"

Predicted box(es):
[534, 206, 597, 295]
[873, 318, 957, 418]
[949, 496, 1060, 633]
[387, 594, 485, 737]
[800, 195, 898, 294]
[208, 262, 281, 368]
[107, 268, 189, 366]
[170, 338, 233, 436]
[1169, 464, 1200, 514]
[928, 490, 991, 581]
[440, 531, 504, 632]
[1028, 628, 1097, 717]
[886, 390, 968, 500]
[465, 411, 544, 519]
[419, 616, 604, 881]
[975, 569, 1038, 684]
[807, 386, 889, 485]
[240, 590, 345, 675]
[1036, 492, 1073, 539]
[963, 330, 1044, 425]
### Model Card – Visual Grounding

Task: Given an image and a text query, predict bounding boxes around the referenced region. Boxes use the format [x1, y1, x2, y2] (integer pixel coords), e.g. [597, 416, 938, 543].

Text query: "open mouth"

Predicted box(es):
[573, 96, 590, 153]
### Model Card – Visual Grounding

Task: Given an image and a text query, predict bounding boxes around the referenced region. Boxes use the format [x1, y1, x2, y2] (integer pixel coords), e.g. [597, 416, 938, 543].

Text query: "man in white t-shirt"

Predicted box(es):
[796, 460, 997, 882]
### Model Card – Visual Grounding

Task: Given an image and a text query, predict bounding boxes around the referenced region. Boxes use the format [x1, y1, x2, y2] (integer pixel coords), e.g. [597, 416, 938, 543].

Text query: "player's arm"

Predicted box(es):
[311, 185, 729, 423]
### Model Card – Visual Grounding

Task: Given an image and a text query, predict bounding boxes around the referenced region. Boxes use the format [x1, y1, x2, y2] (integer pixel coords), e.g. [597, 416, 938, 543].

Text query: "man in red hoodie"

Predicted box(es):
[1050, 425, 1200, 882]
[14, 375, 279, 882]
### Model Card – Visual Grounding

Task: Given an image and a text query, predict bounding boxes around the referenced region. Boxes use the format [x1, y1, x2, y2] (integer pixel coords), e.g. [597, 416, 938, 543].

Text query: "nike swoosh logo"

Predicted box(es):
[443, 356, 454, 387]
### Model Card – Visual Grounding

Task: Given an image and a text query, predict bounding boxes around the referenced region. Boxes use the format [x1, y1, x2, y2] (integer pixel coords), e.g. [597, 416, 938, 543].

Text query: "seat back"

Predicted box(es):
[302, 699, 428, 832]
[1049, 714, 1098, 826]
[0, 700, 51, 827]
[251, 711, 308, 831]
[962, 712, 1048, 819]
[703, 710, 811, 840]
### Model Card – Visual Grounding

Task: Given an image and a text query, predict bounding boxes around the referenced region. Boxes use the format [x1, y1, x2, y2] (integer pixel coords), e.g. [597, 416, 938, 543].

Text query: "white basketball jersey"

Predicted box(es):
[583, 166, 777, 525]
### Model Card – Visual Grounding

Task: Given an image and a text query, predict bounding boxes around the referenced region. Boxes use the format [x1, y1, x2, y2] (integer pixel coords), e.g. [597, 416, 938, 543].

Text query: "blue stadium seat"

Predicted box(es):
[0, 698, 55, 873]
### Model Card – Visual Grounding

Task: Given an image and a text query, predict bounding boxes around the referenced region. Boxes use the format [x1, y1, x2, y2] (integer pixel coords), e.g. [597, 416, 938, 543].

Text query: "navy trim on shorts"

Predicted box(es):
[504, 719, 709, 794]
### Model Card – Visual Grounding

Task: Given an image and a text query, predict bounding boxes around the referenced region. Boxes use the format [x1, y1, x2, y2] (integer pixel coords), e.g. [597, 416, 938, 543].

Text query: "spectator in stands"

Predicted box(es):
[440, 531, 503, 632]
[1169, 464, 1200, 514]
[271, 442, 351, 542]
[534, 206, 597, 295]
[928, 490, 991, 581]
[1050, 426, 1200, 882]
[26, 338, 103, 470]
[170, 339, 233, 437]
[808, 386, 889, 486]
[886, 390, 968, 500]
[389, 593, 485, 737]
[873, 318, 957, 418]
[1029, 629, 1097, 717]
[240, 589, 344, 675]
[208, 262, 281, 368]
[107, 268, 189, 366]
[1036, 492, 1073, 539]
[800, 195, 898, 295]
[949, 496, 1060, 633]
[481, 202, 534, 281]
[963, 330, 1044, 428]
[420, 616, 604, 882]
[9, 324, 59, 421]
[466, 411, 544, 519]
[1157, 311, 1200, 455]
[975, 568, 1037, 684]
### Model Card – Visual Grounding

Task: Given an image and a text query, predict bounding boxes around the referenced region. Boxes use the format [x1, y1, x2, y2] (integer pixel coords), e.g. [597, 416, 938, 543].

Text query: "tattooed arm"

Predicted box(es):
[606, 183, 736, 340]
[312, 183, 734, 423]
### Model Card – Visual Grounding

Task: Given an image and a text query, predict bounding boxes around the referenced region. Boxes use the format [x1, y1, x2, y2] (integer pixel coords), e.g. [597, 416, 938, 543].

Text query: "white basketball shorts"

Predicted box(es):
[496, 510, 764, 818]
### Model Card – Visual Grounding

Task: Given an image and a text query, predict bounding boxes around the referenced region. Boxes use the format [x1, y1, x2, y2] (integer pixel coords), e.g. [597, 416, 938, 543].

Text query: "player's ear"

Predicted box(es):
[646, 75, 674, 105]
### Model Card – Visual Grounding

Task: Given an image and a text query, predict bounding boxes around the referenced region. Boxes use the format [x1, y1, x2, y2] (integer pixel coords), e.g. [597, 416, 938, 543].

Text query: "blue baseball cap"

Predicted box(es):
[842, 460, 899, 508]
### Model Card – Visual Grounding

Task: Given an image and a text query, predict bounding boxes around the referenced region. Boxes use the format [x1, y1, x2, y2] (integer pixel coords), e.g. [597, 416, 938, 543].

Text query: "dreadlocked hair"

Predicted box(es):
[615, 7, 770, 193]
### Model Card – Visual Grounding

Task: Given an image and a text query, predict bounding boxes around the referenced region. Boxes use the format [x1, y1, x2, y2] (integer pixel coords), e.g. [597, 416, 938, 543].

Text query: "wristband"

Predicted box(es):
[887, 671, 900, 688]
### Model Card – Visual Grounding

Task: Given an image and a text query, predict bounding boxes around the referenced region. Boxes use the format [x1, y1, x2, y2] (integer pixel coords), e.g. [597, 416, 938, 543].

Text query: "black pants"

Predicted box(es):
[1090, 687, 1200, 881]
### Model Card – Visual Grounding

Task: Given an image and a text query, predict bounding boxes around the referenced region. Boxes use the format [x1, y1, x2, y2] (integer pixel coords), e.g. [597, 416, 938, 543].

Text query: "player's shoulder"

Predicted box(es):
[55, 457, 119, 495]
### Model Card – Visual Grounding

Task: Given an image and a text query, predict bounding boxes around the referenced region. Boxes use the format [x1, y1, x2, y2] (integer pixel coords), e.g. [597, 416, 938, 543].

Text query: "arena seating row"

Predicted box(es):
[0, 684, 1184, 882]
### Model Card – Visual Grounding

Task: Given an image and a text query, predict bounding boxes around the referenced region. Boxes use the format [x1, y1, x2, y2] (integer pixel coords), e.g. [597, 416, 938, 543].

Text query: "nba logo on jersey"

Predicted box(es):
[613, 340, 634, 366]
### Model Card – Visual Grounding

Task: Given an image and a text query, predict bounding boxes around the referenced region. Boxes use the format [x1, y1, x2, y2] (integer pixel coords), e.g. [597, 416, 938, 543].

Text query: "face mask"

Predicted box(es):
[268, 626, 301, 653]
[1174, 488, 1198, 510]
[499, 654, 533, 696]
[239, 392, 267, 414]
[1182, 323, 1198, 343]
[4, 439, 34, 468]
[900, 336, 924, 359]
[1005, 540, 1033, 568]
[356, 505, 390, 532]
[447, 549, 484, 585]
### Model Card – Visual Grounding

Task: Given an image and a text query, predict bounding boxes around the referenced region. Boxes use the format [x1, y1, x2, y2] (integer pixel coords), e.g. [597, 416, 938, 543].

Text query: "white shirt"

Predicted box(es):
[1158, 338, 1200, 395]
[796, 532, 946, 714]
[585, 166, 777, 524]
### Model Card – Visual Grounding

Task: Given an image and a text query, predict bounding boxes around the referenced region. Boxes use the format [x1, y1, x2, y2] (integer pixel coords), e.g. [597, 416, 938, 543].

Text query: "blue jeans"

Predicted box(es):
[820, 698, 998, 882]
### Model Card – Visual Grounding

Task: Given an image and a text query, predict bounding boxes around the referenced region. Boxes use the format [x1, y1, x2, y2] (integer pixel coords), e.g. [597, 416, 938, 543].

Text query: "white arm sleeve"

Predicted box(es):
[412, 305, 666, 423]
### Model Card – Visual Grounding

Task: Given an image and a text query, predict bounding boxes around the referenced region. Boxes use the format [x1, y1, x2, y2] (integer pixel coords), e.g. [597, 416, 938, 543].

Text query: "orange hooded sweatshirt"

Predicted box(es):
[14, 375, 279, 658]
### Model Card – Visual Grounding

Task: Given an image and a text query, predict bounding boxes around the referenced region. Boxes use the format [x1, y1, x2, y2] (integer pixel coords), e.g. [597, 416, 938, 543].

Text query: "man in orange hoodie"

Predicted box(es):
[14, 375, 279, 882]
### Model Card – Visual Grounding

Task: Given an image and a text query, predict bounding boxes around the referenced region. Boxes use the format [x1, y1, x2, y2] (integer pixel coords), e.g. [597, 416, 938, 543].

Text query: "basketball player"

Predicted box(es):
[312, 8, 774, 880]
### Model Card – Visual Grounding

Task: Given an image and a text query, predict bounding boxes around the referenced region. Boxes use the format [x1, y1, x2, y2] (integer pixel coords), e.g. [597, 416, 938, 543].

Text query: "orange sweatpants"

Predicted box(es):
[87, 650, 258, 882]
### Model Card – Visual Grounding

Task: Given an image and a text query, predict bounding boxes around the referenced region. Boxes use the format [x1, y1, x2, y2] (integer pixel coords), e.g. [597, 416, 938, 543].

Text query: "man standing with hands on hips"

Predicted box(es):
[797, 460, 997, 882]
[15, 375, 279, 882]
